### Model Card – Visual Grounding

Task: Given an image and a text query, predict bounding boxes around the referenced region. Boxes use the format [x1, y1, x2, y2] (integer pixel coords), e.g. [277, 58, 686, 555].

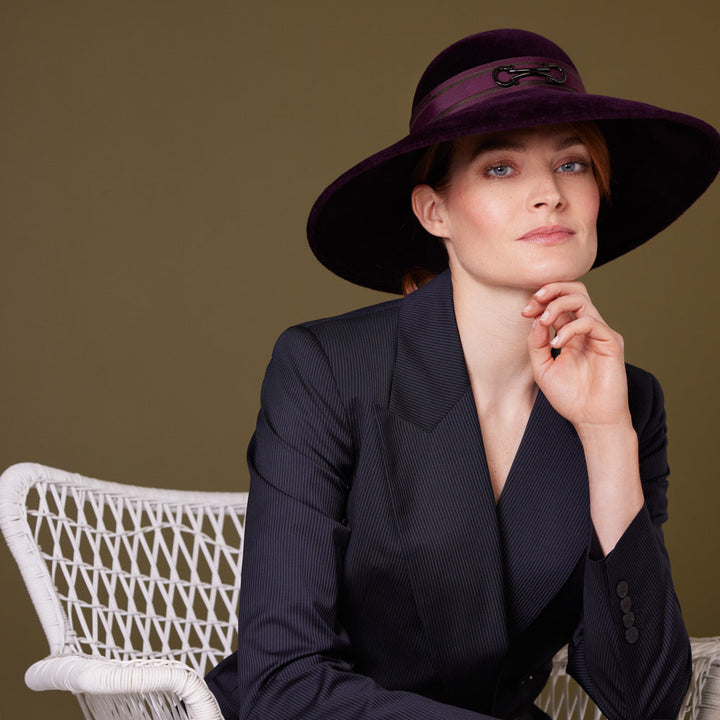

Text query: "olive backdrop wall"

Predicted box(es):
[2, 1, 718, 717]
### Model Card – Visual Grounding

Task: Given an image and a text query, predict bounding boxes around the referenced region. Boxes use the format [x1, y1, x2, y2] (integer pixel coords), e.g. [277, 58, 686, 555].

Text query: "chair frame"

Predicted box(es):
[2, 462, 720, 720]
[0, 462, 247, 720]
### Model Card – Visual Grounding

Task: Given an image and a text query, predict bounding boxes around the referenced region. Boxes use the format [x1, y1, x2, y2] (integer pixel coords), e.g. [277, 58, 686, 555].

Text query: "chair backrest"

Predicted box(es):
[0, 463, 247, 677]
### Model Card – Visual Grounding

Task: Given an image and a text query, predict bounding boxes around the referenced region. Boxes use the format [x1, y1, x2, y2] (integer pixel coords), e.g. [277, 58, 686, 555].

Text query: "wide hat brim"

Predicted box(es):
[308, 60, 720, 294]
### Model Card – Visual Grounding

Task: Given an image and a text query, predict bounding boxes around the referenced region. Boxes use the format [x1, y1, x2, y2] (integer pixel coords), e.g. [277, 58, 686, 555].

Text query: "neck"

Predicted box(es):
[451, 270, 538, 407]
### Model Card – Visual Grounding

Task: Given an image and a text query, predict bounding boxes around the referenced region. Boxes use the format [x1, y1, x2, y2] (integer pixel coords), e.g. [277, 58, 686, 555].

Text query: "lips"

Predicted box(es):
[517, 225, 575, 245]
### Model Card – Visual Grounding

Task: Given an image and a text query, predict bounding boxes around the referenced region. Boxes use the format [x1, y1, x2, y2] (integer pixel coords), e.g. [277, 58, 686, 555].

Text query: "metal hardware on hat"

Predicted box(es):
[409, 55, 585, 133]
[492, 64, 567, 88]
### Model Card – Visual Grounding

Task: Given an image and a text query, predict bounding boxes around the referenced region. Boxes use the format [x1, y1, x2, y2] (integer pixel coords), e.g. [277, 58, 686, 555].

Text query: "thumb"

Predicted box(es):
[527, 319, 553, 380]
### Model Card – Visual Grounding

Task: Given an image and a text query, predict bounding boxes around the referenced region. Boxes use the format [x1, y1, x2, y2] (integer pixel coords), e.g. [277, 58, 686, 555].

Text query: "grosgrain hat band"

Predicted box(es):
[410, 56, 586, 132]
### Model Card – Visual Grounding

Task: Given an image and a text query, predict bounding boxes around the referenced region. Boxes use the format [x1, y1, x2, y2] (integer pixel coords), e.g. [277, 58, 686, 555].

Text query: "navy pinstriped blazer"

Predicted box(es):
[206, 270, 691, 720]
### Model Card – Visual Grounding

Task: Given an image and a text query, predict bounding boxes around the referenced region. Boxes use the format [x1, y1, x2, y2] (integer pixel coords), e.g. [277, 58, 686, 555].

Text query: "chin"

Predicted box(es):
[521, 253, 596, 286]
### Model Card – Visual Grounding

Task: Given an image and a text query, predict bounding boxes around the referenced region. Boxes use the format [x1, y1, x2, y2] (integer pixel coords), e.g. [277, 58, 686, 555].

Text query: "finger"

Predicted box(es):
[527, 318, 554, 376]
[523, 281, 594, 319]
[521, 296, 548, 318]
[534, 281, 589, 304]
[551, 310, 575, 332]
[550, 316, 619, 352]
[536, 293, 603, 325]
[521, 296, 575, 319]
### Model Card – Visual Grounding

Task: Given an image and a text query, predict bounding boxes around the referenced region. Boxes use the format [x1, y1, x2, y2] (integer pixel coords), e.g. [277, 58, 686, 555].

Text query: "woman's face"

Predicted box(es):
[413, 124, 601, 291]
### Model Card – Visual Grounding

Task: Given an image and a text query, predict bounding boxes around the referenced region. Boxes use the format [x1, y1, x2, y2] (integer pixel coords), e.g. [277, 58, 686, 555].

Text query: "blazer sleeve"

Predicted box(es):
[206, 325, 498, 720]
[567, 370, 691, 720]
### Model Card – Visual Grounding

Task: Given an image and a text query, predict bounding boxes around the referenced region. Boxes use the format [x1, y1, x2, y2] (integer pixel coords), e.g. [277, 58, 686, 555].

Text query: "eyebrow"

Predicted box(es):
[555, 134, 584, 150]
[469, 138, 524, 158]
[469, 134, 585, 159]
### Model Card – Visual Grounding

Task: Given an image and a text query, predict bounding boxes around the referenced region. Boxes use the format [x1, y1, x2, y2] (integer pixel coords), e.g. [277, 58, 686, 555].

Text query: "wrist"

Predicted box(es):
[574, 413, 636, 447]
[579, 416, 644, 555]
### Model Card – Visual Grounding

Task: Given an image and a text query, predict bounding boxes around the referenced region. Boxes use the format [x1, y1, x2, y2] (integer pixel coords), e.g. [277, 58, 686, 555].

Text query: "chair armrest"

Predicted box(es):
[25, 654, 224, 720]
[683, 636, 720, 720]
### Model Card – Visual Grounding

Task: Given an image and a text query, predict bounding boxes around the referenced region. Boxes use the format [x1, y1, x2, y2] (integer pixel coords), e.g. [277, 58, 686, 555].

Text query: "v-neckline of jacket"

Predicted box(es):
[384, 269, 591, 636]
[480, 385, 542, 508]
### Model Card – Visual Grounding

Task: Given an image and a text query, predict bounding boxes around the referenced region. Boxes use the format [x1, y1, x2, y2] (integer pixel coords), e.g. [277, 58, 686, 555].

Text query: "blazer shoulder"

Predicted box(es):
[301, 297, 401, 340]
[293, 297, 400, 359]
[271, 297, 403, 405]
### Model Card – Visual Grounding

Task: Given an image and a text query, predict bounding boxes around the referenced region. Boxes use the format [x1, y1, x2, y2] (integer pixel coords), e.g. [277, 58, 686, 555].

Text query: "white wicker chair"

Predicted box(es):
[1, 462, 720, 720]
[0, 462, 247, 720]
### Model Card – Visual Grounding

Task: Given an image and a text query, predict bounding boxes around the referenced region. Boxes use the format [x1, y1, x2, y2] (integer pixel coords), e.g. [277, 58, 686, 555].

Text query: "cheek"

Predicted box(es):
[582, 188, 600, 265]
[583, 183, 602, 225]
[448, 187, 516, 238]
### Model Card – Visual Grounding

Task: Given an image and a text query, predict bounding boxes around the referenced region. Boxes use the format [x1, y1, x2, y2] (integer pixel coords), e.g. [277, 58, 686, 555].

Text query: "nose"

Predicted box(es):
[529, 171, 565, 211]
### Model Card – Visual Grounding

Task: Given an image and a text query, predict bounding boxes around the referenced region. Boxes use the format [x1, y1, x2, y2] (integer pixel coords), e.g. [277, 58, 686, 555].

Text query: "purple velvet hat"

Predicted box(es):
[307, 29, 720, 294]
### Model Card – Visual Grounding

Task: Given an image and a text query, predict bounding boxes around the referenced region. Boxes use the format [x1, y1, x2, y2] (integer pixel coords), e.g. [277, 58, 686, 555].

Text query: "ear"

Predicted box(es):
[411, 184, 448, 239]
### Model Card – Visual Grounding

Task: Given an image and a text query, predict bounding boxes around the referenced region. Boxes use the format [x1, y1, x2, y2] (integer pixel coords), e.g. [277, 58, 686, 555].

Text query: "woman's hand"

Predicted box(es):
[522, 281, 644, 554]
[521, 281, 631, 433]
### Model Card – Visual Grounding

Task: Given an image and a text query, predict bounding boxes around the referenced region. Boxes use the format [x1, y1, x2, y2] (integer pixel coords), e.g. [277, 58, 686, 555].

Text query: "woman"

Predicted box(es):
[206, 29, 720, 720]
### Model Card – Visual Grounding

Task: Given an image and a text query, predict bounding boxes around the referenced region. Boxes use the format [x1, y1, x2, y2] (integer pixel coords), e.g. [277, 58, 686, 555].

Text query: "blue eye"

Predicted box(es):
[558, 161, 585, 173]
[487, 164, 513, 177]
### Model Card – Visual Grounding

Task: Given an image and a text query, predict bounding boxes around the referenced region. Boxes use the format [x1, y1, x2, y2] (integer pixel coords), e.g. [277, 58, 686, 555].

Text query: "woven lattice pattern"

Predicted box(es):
[8, 464, 247, 677]
[79, 692, 191, 720]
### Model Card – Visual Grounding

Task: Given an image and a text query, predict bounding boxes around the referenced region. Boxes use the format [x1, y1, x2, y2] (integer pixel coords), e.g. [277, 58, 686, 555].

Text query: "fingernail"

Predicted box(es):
[535, 288, 547, 297]
[522, 304, 533, 313]
[532, 319, 537, 328]
[540, 311, 550, 322]
[550, 335, 560, 347]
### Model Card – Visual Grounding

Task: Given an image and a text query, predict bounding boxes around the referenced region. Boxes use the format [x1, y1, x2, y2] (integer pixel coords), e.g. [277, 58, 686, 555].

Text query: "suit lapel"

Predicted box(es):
[374, 271, 509, 699]
[496, 390, 591, 635]
[386, 270, 470, 430]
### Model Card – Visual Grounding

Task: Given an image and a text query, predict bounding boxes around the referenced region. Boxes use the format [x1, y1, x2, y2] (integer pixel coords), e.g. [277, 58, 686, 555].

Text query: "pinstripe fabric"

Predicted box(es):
[496, 390, 590, 636]
[205, 270, 690, 720]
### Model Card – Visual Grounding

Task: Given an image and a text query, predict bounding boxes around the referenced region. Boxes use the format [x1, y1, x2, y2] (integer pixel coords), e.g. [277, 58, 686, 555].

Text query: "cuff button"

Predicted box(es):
[625, 626, 639, 644]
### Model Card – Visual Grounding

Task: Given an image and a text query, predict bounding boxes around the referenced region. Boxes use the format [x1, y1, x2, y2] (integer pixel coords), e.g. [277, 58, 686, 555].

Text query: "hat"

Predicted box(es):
[307, 29, 720, 294]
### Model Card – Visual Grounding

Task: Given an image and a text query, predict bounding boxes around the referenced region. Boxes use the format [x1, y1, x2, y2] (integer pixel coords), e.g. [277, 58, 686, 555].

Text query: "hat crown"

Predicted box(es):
[412, 29, 578, 111]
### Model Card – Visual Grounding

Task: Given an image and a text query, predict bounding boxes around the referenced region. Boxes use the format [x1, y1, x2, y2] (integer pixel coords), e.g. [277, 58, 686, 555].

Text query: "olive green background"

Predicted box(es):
[1, 1, 718, 717]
